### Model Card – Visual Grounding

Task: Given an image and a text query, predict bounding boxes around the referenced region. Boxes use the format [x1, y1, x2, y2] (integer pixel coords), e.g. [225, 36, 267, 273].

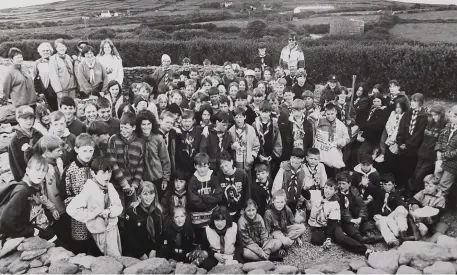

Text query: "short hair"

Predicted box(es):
[253, 88, 265, 97]
[381, 173, 396, 184]
[37, 134, 64, 153]
[259, 100, 272, 112]
[201, 77, 213, 87]
[190, 67, 199, 73]
[35, 104, 51, 121]
[181, 109, 195, 120]
[37, 42, 54, 54]
[50, 111, 65, 122]
[411, 93, 425, 106]
[424, 174, 439, 186]
[236, 91, 248, 100]
[182, 57, 191, 64]
[75, 133, 95, 148]
[138, 82, 153, 96]
[97, 97, 111, 110]
[84, 102, 98, 112]
[87, 120, 109, 136]
[255, 163, 269, 173]
[81, 45, 96, 56]
[228, 82, 239, 90]
[325, 179, 339, 191]
[213, 110, 230, 123]
[60, 96, 76, 108]
[223, 61, 232, 68]
[8, 47, 22, 59]
[296, 70, 307, 78]
[27, 154, 49, 172]
[336, 171, 352, 184]
[174, 169, 189, 182]
[276, 78, 287, 86]
[325, 103, 337, 112]
[359, 154, 373, 165]
[219, 95, 230, 105]
[53, 38, 66, 48]
[291, 148, 305, 158]
[120, 112, 136, 126]
[91, 156, 113, 173]
[283, 86, 294, 94]
[244, 199, 258, 210]
[307, 148, 320, 156]
[185, 79, 196, 88]
[209, 205, 233, 230]
[208, 87, 219, 96]
[233, 106, 246, 117]
[194, 152, 209, 166]
[268, 92, 279, 101]
[219, 150, 232, 163]
[291, 99, 306, 111]
[272, 189, 287, 201]
[203, 59, 211, 66]
[160, 110, 176, 121]
[389, 80, 400, 87]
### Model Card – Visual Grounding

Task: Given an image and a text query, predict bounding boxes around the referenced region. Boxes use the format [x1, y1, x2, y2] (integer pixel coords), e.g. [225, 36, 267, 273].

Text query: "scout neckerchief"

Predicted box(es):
[305, 161, 319, 189]
[181, 126, 195, 157]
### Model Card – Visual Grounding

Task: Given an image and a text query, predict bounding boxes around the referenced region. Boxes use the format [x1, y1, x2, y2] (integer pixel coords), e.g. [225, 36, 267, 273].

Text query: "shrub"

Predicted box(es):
[200, 2, 221, 9]
[138, 28, 171, 40]
[88, 28, 117, 39]
[242, 20, 267, 38]
[217, 26, 241, 33]
[267, 25, 289, 37]
[172, 29, 212, 40]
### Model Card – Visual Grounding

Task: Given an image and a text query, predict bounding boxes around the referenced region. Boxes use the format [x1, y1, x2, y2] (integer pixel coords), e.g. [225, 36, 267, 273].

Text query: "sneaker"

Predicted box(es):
[375, 154, 385, 163]
[417, 223, 429, 237]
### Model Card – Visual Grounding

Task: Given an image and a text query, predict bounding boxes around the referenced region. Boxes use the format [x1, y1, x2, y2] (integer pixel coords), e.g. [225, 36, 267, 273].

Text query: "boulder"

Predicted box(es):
[0, 237, 24, 258]
[0, 251, 21, 268]
[396, 265, 422, 274]
[21, 249, 47, 261]
[48, 260, 79, 274]
[208, 263, 244, 274]
[27, 266, 48, 274]
[0, 266, 8, 274]
[274, 265, 299, 274]
[368, 250, 399, 274]
[80, 268, 92, 274]
[337, 271, 355, 274]
[123, 257, 174, 274]
[197, 267, 208, 274]
[115, 256, 140, 268]
[423, 261, 456, 274]
[42, 247, 74, 265]
[7, 259, 30, 274]
[248, 269, 266, 274]
[304, 268, 324, 274]
[90, 256, 123, 274]
[350, 259, 368, 271]
[30, 259, 43, 268]
[312, 262, 350, 274]
[69, 254, 96, 269]
[243, 261, 275, 272]
[437, 235, 457, 249]
[399, 241, 453, 270]
[175, 262, 197, 274]
[357, 266, 389, 274]
[17, 237, 54, 251]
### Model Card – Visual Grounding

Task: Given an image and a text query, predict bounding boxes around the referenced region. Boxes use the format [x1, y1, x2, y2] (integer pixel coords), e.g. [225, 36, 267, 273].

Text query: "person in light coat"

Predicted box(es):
[97, 39, 124, 85]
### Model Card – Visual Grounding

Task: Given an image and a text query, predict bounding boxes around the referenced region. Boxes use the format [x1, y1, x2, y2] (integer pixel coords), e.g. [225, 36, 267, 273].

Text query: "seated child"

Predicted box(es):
[264, 190, 306, 250]
[161, 170, 189, 219]
[201, 206, 241, 270]
[305, 179, 373, 257]
[123, 181, 164, 259]
[163, 207, 208, 266]
[372, 173, 409, 247]
[251, 164, 273, 217]
[352, 154, 381, 207]
[66, 157, 123, 256]
[238, 199, 283, 262]
[302, 148, 328, 210]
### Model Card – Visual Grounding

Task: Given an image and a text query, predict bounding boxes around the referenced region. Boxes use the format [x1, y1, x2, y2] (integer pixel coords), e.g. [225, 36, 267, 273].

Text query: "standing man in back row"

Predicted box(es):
[151, 54, 175, 97]
[279, 33, 305, 72]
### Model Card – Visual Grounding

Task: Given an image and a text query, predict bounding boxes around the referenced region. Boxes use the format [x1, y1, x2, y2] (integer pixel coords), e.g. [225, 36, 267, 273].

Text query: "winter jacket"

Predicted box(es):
[150, 67, 176, 96]
[66, 117, 86, 137]
[418, 121, 445, 161]
[200, 129, 233, 171]
[372, 189, 406, 216]
[8, 126, 42, 181]
[264, 205, 295, 234]
[397, 108, 428, 156]
[338, 186, 368, 223]
[228, 124, 260, 170]
[360, 107, 389, 145]
[252, 117, 282, 160]
[76, 60, 109, 96]
[218, 168, 250, 216]
[279, 45, 305, 69]
[163, 217, 197, 262]
[2, 64, 37, 107]
[238, 213, 271, 256]
[142, 134, 171, 183]
[48, 54, 77, 94]
[435, 123, 457, 174]
[279, 115, 313, 161]
[354, 96, 371, 127]
[187, 170, 223, 212]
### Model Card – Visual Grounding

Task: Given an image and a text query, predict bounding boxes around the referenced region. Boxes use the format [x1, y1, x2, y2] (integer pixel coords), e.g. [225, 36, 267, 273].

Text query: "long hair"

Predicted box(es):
[135, 110, 160, 137]
[98, 38, 121, 59]
[131, 181, 163, 214]
[208, 205, 233, 231]
[428, 105, 448, 130]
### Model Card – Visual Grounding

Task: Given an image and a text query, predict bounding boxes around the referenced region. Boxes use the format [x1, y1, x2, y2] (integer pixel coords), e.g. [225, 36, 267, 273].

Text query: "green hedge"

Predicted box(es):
[1, 39, 457, 100]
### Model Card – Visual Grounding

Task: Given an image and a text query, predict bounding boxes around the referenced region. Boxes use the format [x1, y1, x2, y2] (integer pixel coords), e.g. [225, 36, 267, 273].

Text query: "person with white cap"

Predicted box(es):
[150, 54, 175, 97]
[279, 33, 305, 72]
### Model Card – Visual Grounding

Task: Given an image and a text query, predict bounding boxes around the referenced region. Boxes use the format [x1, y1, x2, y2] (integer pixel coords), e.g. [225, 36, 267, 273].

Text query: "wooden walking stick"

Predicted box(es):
[344, 75, 357, 163]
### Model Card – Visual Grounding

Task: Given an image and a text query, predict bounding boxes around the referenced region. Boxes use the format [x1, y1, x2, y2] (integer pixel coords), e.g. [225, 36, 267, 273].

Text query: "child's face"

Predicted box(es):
[270, 99, 279, 112]
[94, 170, 112, 184]
[140, 188, 155, 206]
[185, 86, 194, 98]
[229, 86, 238, 99]
[389, 84, 400, 95]
[190, 72, 199, 80]
[109, 85, 120, 98]
[75, 145, 95, 163]
[17, 116, 34, 130]
[325, 109, 337, 122]
[159, 99, 168, 109]
[183, 62, 190, 69]
[195, 163, 209, 177]
[338, 181, 351, 193]
[41, 115, 50, 126]
[273, 196, 286, 211]
[259, 110, 271, 121]
[235, 98, 247, 109]
[160, 116, 175, 132]
[253, 94, 265, 105]
[424, 181, 438, 195]
[431, 112, 440, 123]
[220, 160, 234, 175]
[246, 75, 254, 84]
[245, 204, 257, 220]
[215, 120, 228, 132]
[84, 105, 98, 123]
[50, 117, 66, 137]
[257, 84, 266, 94]
[356, 87, 363, 97]
[290, 156, 303, 170]
[60, 105, 75, 121]
[410, 99, 420, 110]
[395, 103, 403, 114]
[47, 146, 64, 160]
[219, 103, 229, 113]
[210, 94, 220, 104]
[211, 79, 219, 87]
[138, 88, 149, 99]
[360, 162, 371, 173]
[304, 97, 314, 107]
[383, 181, 395, 193]
[120, 123, 135, 139]
[141, 119, 153, 136]
[372, 98, 382, 108]
[239, 81, 246, 91]
[26, 165, 47, 185]
[264, 71, 272, 81]
[98, 107, 111, 122]
[324, 185, 337, 199]
[172, 94, 182, 106]
[256, 171, 268, 182]
[218, 85, 227, 96]
[214, 219, 227, 230]
[328, 81, 337, 89]
[173, 209, 186, 227]
[181, 117, 194, 130]
[284, 92, 294, 103]
[201, 110, 211, 123]
[297, 76, 305, 86]
[203, 82, 212, 91]
[306, 154, 320, 167]
[234, 114, 245, 128]
[292, 109, 303, 121]
[175, 179, 186, 192]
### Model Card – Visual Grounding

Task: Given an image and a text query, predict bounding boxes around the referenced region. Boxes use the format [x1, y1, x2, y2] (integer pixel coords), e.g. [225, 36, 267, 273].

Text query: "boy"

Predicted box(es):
[208, 87, 220, 111]
[182, 79, 196, 109]
[235, 91, 257, 125]
[218, 151, 250, 220]
[49, 111, 76, 167]
[253, 65, 262, 82]
[292, 71, 314, 100]
[302, 90, 319, 124]
[268, 92, 280, 118]
[251, 164, 273, 216]
[200, 111, 234, 171]
[272, 148, 307, 214]
[250, 88, 265, 116]
[177, 109, 204, 174]
[189, 67, 201, 89]
[222, 62, 238, 89]
[386, 80, 410, 114]
[336, 171, 381, 244]
[264, 189, 306, 249]
[278, 87, 294, 118]
[159, 111, 179, 175]
[396, 93, 428, 192]
[352, 154, 380, 205]
[87, 120, 110, 158]
[203, 59, 212, 76]
[335, 92, 356, 127]
[305, 179, 373, 257]
[302, 148, 327, 210]
[9, 105, 42, 181]
[319, 75, 340, 108]
[253, 42, 273, 72]
[107, 112, 145, 209]
[97, 97, 120, 136]
[180, 57, 191, 78]
[373, 174, 409, 247]
[161, 169, 189, 218]
[274, 78, 287, 103]
[60, 96, 86, 136]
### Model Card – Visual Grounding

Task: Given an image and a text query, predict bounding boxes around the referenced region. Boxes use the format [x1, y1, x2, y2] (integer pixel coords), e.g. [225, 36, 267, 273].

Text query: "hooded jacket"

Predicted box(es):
[188, 170, 223, 212]
[218, 168, 250, 216]
[8, 126, 42, 181]
[142, 134, 171, 183]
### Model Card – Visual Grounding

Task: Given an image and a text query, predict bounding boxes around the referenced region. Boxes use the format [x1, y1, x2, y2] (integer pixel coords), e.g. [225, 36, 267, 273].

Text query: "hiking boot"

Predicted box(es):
[269, 251, 284, 262]
[360, 236, 375, 244]
[399, 231, 416, 242]
[366, 231, 384, 243]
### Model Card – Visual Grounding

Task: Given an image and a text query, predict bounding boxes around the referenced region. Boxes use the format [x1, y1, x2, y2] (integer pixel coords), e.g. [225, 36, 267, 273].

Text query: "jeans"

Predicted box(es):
[439, 170, 457, 197]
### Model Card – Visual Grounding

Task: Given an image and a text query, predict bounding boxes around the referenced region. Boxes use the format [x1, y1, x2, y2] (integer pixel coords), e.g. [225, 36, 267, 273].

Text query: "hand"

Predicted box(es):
[162, 181, 168, 191]
[346, 120, 352, 126]
[52, 210, 60, 220]
[232, 142, 241, 150]
[100, 209, 110, 219]
[323, 238, 332, 249]
[21, 143, 31, 152]
[260, 251, 268, 260]
[296, 238, 303, 247]
[351, 218, 361, 226]
[361, 176, 369, 187]
[399, 144, 406, 150]
[28, 194, 41, 205]
[373, 214, 381, 221]
[214, 253, 226, 264]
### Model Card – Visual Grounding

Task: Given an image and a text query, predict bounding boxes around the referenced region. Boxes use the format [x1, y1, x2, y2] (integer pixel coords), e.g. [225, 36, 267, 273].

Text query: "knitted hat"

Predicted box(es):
[133, 96, 147, 107]
[16, 106, 34, 119]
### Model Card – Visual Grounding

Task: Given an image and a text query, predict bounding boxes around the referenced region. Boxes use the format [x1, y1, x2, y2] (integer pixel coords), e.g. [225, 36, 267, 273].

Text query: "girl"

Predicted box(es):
[84, 102, 98, 125]
[137, 82, 159, 118]
[238, 200, 283, 262]
[201, 206, 241, 270]
[117, 103, 135, 119]
[105, 80, 124, 119]
[354, 82, 372, 127]
[156, 94, 169, 117]
[228, 82, 239, 110]
[128, 82, 140, 104]
[200, 78, 213, 93]
[163, 207, 209, 266]
[97, 39, 124, 85]
[161, 170, 188, 218]
[123, 181, 164, 259]
[198, 104, 213, 127]
[34, 104, 51, 135]
[66, 157, 123, 256]
[238, 79, 247, 93]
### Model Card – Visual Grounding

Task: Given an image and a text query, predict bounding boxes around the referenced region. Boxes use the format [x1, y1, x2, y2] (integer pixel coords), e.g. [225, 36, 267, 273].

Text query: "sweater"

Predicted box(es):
[142, 134, 171, 182]
[302, 162, 327, 191]
[8, 126, 42, 181]
[278, 115, 313, 161]
[2, 64, 37, 107]
[61, 158, 92, 206]
[252, 117, 282, 160]
[396, 108, 428, 156]
[48, 54, 77, 93]
[67, 117, 87, 137]
[187, 170, 223, 212]
[228, 124, 260, 170]
[338, 186, 368, 223]
[418, 121, 445, 160]
[218, 168, 250, 216]
[176, 126, 204, 173]
[105, 117, 120, 136]
[76, 60, 109, 96]
[264, 205, 295, 234]
[97, 54, 124, 85]
[200, 129, 234, 171]
[66, 179, 122, 234]
[435, 123, 457, 174]
[360, 107, 389, 145]
[238, 213, 271, 256]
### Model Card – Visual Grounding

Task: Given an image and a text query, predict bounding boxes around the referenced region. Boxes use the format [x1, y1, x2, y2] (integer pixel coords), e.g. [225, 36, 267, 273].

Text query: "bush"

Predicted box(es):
[172, 29, 212, 40]
[200, 2, 221, 9]
[138, 28, 171, 40]
[88, 28, 117, 39]
[242, 20, 267, 38]
[217, 26, 241, 33]
[267, 25, 289, 37]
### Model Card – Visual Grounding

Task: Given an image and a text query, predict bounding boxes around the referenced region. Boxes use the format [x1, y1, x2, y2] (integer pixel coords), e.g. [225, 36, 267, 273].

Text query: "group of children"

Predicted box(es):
[1, 42, 456, 269]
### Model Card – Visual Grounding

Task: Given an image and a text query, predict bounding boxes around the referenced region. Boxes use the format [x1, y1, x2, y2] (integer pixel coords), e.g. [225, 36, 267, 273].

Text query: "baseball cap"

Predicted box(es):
[328, 74, 338, 82]
[245, 69, 255, 77]
[16, 106, 34, 119]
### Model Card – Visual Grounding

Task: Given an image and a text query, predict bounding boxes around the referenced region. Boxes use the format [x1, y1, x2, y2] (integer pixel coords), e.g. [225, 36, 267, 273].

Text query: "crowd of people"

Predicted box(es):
[0, 32, 456, 270]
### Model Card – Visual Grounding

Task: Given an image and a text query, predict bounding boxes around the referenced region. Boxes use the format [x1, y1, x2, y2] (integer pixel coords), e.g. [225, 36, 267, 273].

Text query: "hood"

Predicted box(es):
[14, 125, 35, 139]
[193, 169, 213, 182]
[354, 164, 377, 176]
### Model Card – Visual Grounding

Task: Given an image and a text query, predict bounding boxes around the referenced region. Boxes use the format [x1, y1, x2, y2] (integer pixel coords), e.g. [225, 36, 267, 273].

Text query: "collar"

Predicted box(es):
[75, 156, 91, 168]
[424, 189, 443, 198]
[14, 125, 36, 139]
[224, 168, 236, 177]
[353, 164, 376, 176]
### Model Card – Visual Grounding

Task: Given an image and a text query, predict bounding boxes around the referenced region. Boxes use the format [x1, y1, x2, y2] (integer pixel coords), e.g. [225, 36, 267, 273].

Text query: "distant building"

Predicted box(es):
[293, 5, 335, 14]
[330, 18, 364, 35]
[222, 1, 233, 8]
[100, 10, 112, 17]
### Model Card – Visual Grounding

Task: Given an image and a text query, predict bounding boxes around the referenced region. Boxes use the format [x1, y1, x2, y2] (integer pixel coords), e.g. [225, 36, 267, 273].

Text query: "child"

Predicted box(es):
[353, 83, 371, 127]
[229, 107, 260, 172]
[33, 104, 51, 135]
[302, 148, 328, 210]
[87, 120, 110, 158]
[61, 134, 97, 254]
[161, 170, 188, 219]
[278, 87, 294, 118]
[97, 97, 121, 136]
[156, 94, 169, 116]
[48, 111, 76, 167]
[264, 189, 306, 250]
[302, 90, 319, 124]
[105, 80, 124, 119]
[163, 207, 209, 265]
[60, 96, 86, 136]
[254, 42, 273, 72]
[268, 92, 280, 118]
[9, 105, 43, 181]
[181, 57, 191, 78]
[188, 153, 223, 228]
[218, 151, 250, 220]
[208, 87, 220, 111]
[137, 82, 159, 118]
[198, 104, 213, 128]
[272, 148, 306, 214]
[158, 111, 179, 175]
[352, 154, 381, 208]
[305, 180, 373, 257]
[123, 181, 164, 259]
[107, 112, 145, 210]
[238, 199, 283, 262]
[292, 71, 314, 100]
[201, 206, 241, 270]
[373, 174, 408, 247]
[178, 109, 204, 174]
[235, 91, 257, 125]
[386, 80, 410, 114]
[319, 75, 342, 108]
[66, 157, 123, 256]
[84, 102, 98, 125]
[274, 78, 286, 103]
[250, 88, 265, 116]
[251, 164, 273, 216]
[335, 91, 356, 127]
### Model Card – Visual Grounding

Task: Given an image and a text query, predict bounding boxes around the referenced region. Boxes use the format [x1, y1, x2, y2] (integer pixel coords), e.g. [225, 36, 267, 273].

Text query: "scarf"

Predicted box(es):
[382, 192, 392, 214]
[327, 118, 336, 142]
[215, 227, 228, 254]
[59, 54, 73, 75]
[85, 58, 96, 84]
[305, 161, 319, 189]
[140, 203, 162, 240]
[290, 115, 305, 148]
[171, 221, 184, 251]
[340, 191, 350, 209]
[449, 124, 457, 143]
[272, 207, 289, 233]
[367, 106, 378, 121]
[173, 190, 187, 208]
[257, 179, 271, 203]
[93, 178, 110, 210]
[409, 110, 418, 135]
[255, 117, 271, 146]
[287, 167, 299, 200]
[182, 127, 195, 157]
[216, 131, 225, 150]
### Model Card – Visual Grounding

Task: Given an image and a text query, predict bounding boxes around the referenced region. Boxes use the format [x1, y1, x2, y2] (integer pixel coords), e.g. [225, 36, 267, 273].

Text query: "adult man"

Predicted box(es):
[279, 33, 305, 71]
[151, 54, 176, 96]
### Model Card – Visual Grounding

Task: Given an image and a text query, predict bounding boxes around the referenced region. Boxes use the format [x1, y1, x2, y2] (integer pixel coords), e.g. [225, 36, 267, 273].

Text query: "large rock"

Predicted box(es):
[0, 251, 21, 268]
[248, 269, 266, 274]
[399, 241, 453, 270]
[7, 258, 30, 274]
[368, 250, 399, 274]
[337, 271, 355, 275]
[17, 237, 54, 251]
[304, 268, 324, 274]
[423, 261, 456, 274]
[90, 256, 123, 274]
[196, 267, 207, 274]
[21, 248, 47, 261]
[41, 247, 74, 265]
[0, 237, 24, 258]
[30, 259, 43, 268]
[48, 260, 79, 274]
[358, 266, 389, 274]
[27, 266, 48, 274]
[175, 262, 197, 274]
[274, 265, 299, 274]
[243, 261, 275, 272]
[69, 254, 96, 269]
[396, 265, 422, 274]
[123, 257, 173, 274]
[312, 262, 351, 274]
[208, 263, 243, 274]
[115, 256, 140, 268]
[437, 235, 457, 249]
[350, 259, 368, 271]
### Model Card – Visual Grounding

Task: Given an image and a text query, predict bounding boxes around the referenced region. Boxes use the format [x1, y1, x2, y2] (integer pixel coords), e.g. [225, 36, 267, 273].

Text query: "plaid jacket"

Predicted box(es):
[435, 123, 457, 174]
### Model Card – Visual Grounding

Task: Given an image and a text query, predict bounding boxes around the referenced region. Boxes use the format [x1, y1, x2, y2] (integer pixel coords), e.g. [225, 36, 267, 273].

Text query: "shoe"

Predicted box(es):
[360, 236, 376, 244]
[278, 249, 288, 258]
[375, 154, 385, 163]
[366, 230, 384, 243]
[417, 223, 429, 237]
[365, 248, 374, 259]
[399, 231, 416, 242]
[268, 251, 284, 262]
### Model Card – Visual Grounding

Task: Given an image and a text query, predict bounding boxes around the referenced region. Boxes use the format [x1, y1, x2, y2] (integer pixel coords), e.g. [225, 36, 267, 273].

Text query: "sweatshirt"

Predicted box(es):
[187, 170, 223, 212]
[2, 64, 37, 107]
[8, 126, 42, 181]
[218, 168, 250, 216]
[48, 54, 77, 94]
[76, 60, 109, 96]
[264, 205, 295, 234]
[238, 213, 271, 256]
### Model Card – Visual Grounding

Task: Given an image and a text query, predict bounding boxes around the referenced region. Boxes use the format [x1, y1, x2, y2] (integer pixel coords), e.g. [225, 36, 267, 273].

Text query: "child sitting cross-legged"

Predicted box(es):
[305, 179, 374, 257]
[251, 164, 273, 217]
[238, 199, 283, 262]
[352, 154, 381, 209]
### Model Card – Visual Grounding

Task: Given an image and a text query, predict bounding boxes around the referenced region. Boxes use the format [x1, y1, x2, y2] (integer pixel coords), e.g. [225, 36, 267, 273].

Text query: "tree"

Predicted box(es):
[243, 19, 267, 38]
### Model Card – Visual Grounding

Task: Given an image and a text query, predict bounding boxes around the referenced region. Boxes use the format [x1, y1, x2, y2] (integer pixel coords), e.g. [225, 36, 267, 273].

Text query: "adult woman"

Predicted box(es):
[33, 42, 58, 111]
[76, 46, 109, 98]
[97, 39, 124, 85]
[49, 39, 77, 107]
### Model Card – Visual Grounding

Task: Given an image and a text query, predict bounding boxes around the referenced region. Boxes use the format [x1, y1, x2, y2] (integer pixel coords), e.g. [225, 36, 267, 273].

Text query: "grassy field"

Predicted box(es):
[398, 9, 457, 20]
[390, 23, 457, 43]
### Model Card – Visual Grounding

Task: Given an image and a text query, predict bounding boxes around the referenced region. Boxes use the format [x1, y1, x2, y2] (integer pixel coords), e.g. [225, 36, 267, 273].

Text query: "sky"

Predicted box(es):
[0, 0, 66, 10]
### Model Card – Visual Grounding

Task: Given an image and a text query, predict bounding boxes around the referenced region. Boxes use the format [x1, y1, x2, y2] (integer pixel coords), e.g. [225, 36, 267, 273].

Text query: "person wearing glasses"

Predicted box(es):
[279, 33, 305, 72]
